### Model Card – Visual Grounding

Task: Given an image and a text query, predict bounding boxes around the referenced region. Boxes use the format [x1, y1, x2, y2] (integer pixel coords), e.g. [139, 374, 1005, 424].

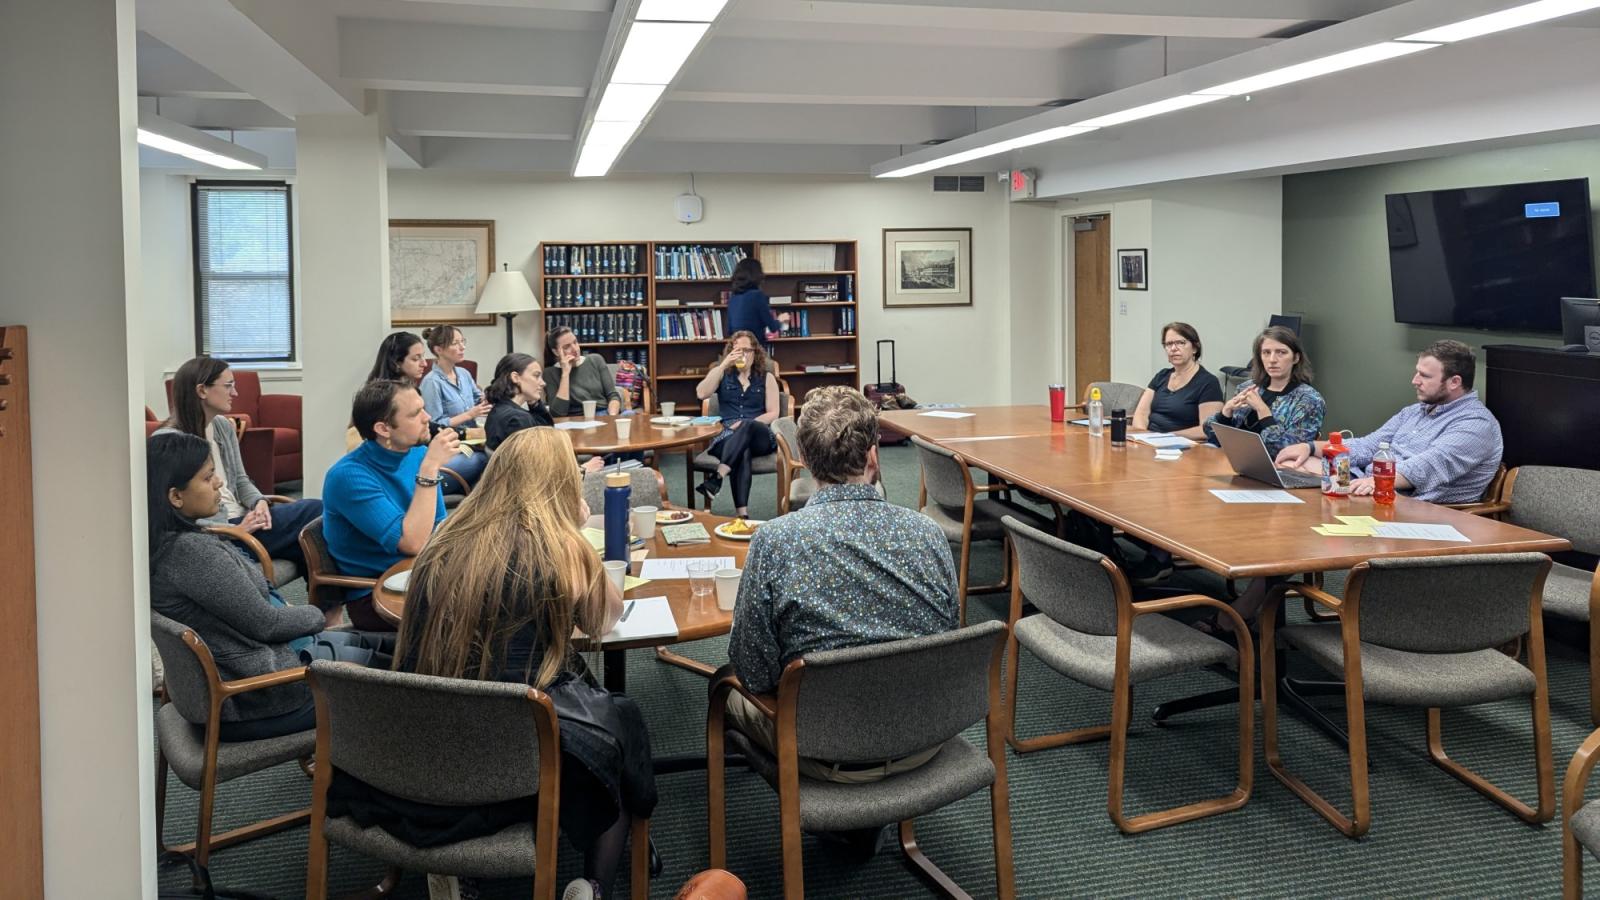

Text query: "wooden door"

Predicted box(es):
[1072, 215, 1111, 397]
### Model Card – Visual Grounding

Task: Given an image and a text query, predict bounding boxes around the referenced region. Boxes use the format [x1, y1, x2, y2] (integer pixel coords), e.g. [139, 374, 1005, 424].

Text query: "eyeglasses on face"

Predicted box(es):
[1162, 340, 1191, 350]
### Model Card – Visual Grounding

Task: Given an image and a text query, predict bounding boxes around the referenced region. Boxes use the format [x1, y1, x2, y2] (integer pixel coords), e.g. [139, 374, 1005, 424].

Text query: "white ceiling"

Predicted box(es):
[135, 0, 1441, 175]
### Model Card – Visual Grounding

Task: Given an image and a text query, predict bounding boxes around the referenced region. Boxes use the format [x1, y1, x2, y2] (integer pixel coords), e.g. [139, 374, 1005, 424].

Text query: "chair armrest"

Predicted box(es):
[1445, 500, 1510, 517]
[218, 665, 308, 698]
[256, 393, 301, 431]
[652, 467, 669, 507]
[1130, 593, 1254, 654]
[225, 414, 251, 437]
[1564, 726, 1600, 835]
[708, 663, 776, 720]
[204, 524, 275, 584]
[972, 482, 1012, 494]
[439, 465, 470, 495]
[316, 574, 379, 591]
[1278, 581, 1342, 612]
[264, 495, 294, 505]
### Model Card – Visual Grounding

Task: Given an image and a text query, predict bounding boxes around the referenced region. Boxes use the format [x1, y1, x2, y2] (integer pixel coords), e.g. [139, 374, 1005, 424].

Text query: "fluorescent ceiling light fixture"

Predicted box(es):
[611, 21, 709, 85]
[636, 0, 728, 22]
[1402, 0, 1600, 43]
[1196, 41, 1437, 96]
[584, 120, 643, 147]
[574, 140, 628, 178]
[877, 125, 1097, 178]
[136, 111, 265, 170]
[1070, 93, 1224, 130]
[594, 83, 666, 122]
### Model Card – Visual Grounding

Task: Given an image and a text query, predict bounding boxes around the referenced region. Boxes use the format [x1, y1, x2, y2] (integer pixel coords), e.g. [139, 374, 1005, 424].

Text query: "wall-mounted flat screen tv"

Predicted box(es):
[1385, 177, 1596, 332]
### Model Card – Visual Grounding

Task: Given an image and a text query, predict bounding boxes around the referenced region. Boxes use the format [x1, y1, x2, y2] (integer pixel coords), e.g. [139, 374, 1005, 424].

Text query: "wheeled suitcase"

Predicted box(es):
[864, 339, 914, 445]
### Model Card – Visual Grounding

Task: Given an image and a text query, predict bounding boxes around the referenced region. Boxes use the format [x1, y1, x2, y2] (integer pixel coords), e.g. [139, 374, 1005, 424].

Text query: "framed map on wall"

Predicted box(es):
[388, 219, 498, 326]
[882, 227, 972, 308]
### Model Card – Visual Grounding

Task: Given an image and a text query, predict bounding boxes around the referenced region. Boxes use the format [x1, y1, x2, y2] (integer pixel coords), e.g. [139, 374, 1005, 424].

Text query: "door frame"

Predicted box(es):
[1061, 209, 1114, 398]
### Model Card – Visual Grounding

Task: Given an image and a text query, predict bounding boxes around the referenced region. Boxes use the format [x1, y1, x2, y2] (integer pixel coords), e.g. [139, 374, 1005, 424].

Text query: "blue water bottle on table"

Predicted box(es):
[604, 470, 631, 562]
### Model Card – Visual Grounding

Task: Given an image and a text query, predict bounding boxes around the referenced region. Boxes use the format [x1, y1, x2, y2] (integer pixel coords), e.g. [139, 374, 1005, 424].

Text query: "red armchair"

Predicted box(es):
[144, 407, 163, 438]
[166, 370, 301, 491]
[417, 358, 479, 381]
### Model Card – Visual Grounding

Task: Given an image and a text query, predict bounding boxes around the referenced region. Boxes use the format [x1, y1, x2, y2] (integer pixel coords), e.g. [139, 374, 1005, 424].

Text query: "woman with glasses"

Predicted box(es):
[693, 330, 780, 517]
[156, 356, 322, 575]
[419, 325, 490, 492]
[1130, 322, 1223, 441]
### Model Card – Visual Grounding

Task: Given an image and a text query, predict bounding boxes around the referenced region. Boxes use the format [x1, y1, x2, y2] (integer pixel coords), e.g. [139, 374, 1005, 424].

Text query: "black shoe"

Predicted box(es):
[1126, 554, 1173, 587]
[815, 825, 888, 862]
[697, 472, 723, 501]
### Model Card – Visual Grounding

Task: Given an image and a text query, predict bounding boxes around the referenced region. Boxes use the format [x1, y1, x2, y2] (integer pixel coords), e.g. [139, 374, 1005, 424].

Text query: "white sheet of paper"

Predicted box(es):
[601, 596, 679, 643]
[1068, 418, 1091, 426]
[1153, 448, 1183, 461]
[1372, 522, 1471, 542]
[555, 420, 603, 430]
[1131, 432, 1196, 450]
[1209, 489, 1304, 504]
[917, 410, 975, 419]
[638, 556, 736, 579]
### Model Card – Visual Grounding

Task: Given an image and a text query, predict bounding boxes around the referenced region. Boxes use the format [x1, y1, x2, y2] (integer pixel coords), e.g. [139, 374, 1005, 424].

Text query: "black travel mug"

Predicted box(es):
[1110, 409, 1127, 447]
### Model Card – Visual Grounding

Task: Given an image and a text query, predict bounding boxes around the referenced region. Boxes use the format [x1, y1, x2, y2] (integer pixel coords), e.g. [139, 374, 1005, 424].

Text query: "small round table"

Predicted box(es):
[555, 415, 722, 456]
[372, 509, 753, 692]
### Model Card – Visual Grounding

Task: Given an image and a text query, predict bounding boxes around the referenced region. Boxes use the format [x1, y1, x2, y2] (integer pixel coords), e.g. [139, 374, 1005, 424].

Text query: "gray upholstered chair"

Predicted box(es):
[911, 435, 1056, 625]
[1000, 516, 1253, 832]
[706, 621, 1013, 900]
[1262, 553, 1554, 839]
[688, 391, 793, 511]
[582, 466, 670, 511]
[304, 660, 650, 900]
[151, 612, 313, 875]
[1498, 466, 1600, 723]
[1065, 381, 1144, 418]
[770, 415, 815, 515]
[1563, 725, 1600, 898]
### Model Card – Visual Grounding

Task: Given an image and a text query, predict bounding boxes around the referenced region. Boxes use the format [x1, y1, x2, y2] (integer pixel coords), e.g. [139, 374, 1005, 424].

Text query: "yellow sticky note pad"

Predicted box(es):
[1336, 516, 1381, 527]
[624, 575, 650, 591]
[582, 528, 606, 552]
[1318, 523, 1377, 536]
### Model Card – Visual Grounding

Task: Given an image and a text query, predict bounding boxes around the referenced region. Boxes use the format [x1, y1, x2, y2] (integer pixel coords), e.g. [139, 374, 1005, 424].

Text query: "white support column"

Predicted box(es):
[0, 0, 153, 896]
[296, 111, 390, 496]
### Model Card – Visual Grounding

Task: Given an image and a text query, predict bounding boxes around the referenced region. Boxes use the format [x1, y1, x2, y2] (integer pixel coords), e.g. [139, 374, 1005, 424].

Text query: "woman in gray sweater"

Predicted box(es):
[147, 432, 324, 741]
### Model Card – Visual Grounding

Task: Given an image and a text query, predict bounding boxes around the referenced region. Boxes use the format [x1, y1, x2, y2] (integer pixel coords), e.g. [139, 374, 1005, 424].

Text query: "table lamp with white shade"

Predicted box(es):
[475, 263, 541, 355]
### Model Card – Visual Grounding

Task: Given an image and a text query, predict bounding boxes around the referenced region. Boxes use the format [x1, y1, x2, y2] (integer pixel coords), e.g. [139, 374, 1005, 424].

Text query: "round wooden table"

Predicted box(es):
[372, 509, 754, 691]
[554, 414, 722, 456]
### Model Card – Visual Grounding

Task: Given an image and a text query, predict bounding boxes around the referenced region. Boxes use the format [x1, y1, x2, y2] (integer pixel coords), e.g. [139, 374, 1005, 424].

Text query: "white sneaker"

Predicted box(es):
[562, 878, 599, 900]
[427, 874, 463, 900]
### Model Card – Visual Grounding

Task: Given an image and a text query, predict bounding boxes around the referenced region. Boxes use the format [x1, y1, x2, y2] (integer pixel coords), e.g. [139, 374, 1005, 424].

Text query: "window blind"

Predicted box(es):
[193, 182, 294, 361]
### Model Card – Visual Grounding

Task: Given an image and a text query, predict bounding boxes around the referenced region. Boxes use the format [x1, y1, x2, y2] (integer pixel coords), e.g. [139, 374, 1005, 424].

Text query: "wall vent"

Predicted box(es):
[933, 176, 986, 193]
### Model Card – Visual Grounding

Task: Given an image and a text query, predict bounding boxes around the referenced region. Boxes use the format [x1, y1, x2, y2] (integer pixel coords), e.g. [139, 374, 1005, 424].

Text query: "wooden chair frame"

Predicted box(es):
[707, 642, 1015, 900]
[299, 518, 378, 612]
[204, 494, 295, 585]
[772, 425, 809, 517]
[1003, 549, 1255, 832]
[1562, 725, 1600, 899]
[1261, 568, 1554, 839]
[154, 630, 311, 874]
[914, 442, 1014, 626]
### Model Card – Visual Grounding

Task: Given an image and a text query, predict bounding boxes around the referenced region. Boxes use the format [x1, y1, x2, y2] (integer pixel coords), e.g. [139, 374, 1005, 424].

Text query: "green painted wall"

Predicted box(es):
[1282, 138, 1599, 434]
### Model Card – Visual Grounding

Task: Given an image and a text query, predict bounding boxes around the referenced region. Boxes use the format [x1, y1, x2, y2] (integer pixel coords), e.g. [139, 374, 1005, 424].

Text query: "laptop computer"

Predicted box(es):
[1210, 422, 1324, 489]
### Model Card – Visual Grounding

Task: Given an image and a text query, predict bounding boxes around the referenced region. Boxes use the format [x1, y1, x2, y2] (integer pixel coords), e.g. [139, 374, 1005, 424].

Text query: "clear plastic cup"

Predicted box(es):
[615, 417, 633, 441]
[714, 568, 742, 611]
[687, 560, 718, 599]
[660, 401, 676, 418]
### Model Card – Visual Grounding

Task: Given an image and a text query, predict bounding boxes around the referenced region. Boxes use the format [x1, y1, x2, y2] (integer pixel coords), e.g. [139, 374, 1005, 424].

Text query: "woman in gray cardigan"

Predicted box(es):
[147, 432, 324, 740]
[161, 357, 321, 573]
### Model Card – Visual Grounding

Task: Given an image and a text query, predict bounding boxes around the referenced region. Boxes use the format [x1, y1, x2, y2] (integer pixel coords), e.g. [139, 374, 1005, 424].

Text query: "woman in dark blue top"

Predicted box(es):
[1131, 321, 1224, 440]
[726, 258, 789, 354]
[693, 330, 781, 517]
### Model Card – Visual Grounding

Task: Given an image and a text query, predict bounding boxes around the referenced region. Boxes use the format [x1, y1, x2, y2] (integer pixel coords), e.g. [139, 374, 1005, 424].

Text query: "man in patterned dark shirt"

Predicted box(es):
[726, 385, 958, 791]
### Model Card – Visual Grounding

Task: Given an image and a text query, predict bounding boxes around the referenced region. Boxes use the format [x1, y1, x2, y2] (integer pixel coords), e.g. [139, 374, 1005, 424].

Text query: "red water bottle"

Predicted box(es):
[1322, 432, 1351, 498]
[1372, 442, 1396, 505]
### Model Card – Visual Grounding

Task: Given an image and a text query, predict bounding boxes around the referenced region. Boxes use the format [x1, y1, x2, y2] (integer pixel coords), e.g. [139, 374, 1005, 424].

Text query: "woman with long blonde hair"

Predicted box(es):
[375, 428, 652, 900]
[692, 329, 781, 516]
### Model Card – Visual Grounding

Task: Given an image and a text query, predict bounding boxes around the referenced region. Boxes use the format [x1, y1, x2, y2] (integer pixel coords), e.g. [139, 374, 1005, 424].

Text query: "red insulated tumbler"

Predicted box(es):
[1048, 384, 1066, 422]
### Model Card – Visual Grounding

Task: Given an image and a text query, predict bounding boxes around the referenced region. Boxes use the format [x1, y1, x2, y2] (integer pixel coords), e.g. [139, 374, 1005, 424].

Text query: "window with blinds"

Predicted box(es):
[192, 181, 295, 361]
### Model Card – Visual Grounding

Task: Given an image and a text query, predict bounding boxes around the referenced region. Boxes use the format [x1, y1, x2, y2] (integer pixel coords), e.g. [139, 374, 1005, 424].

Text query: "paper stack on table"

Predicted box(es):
[639, 556, 736, 579]
[1210, 489, 1303, 504]
[1131, 432, 1195, 450]
[601, 596, 679, 643]
[918, 410, 975, 419]
[1311, 515, 1468, 542]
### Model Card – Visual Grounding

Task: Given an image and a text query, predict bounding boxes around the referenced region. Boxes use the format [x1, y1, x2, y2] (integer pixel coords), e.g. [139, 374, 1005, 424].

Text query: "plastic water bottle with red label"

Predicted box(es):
[1372, 442, 1396, 505]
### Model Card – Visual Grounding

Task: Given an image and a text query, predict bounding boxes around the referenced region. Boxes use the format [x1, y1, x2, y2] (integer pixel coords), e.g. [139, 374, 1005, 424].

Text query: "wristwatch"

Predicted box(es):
[415, 473, 442, 488]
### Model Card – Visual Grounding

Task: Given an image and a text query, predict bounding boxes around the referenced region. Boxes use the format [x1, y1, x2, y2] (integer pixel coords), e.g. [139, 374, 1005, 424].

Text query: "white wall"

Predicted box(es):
[1003, 201, 1060, 402]
[140, 171, 193, 416]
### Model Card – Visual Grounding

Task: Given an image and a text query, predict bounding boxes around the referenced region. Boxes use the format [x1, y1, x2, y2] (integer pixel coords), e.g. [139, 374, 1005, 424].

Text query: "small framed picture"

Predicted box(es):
[1117, 248, 1148, 291]
[388, 219, 498, 326]
[883, 227, 973, 308]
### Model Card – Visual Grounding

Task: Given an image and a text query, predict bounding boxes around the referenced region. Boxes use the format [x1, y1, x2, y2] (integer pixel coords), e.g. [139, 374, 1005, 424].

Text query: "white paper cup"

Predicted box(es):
[582, 399, 598, 420]
[615, 417, 633, 441]
[714, 568, 742, 611]
[687, 560, 718, 599]
[632, 505, 658, 540]
[603, 560, 627, 593]
[660, 401, 676, 418]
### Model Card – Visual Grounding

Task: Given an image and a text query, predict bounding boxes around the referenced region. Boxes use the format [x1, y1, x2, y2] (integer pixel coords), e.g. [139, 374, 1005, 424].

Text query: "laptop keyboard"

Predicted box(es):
[1276, 467, 1323, 489]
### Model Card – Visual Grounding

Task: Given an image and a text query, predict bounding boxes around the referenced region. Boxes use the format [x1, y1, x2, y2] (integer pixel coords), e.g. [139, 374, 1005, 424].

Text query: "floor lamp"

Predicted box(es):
[475, 264, 540, 355]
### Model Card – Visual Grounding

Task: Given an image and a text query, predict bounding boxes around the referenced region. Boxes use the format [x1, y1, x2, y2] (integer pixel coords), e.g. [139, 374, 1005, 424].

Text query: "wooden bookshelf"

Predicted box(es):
[537, 239, 860, 413]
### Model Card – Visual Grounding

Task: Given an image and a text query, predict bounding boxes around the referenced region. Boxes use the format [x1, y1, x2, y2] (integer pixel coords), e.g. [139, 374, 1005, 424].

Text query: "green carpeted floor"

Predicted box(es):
[157, 443, 1592, 898]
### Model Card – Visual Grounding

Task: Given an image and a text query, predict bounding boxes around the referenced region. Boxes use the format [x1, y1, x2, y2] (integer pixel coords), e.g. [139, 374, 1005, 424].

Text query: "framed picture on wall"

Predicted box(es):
[388, 219, 499, 326]
[1117, 248, 1148, 291]
[882, 227, 972, 308]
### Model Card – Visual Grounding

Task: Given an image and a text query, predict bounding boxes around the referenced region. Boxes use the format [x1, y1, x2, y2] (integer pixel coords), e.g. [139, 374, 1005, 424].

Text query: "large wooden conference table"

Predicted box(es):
[879, 407, 1570, 578]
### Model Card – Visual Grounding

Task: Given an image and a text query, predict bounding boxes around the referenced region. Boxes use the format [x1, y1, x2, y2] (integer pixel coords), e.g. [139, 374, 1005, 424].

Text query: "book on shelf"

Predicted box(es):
[655, 244, 748, 280]
[685, 300, 715, 307]
[548, 312, 647, 344]
[543, 244, 643, 276]
[801, 363, 858, 373]
[757, 243, 838, 273]
[544, 276, 646, 308]
[656, 309, 725, 342]
[656, 298, 681, 307]
[768, 295, 793, 305]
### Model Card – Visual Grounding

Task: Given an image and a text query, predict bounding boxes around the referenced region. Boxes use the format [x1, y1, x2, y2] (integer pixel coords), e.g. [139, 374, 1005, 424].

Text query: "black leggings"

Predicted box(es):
[707, 421, 776, 509]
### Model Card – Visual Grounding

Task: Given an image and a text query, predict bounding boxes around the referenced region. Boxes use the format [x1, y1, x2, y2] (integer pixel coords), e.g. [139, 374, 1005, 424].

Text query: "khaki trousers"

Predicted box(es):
[725, 692, 939, 784]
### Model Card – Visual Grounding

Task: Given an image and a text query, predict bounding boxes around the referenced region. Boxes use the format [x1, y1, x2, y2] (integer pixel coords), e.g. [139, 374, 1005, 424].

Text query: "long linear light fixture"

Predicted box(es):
[574, 1, 727, 178]
[137, 110, 265, 171]
[875, 0, 1600, 179]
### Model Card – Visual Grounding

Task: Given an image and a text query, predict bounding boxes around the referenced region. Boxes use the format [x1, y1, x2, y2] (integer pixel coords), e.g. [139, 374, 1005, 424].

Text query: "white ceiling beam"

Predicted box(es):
[135, 95, 294, 130]
[419, 136, 900, 174]
[339, 18, 601, 96]
[138, 0, 363, 116]
[385, 92, 584, 139]
[136, 33, 252, 99]
[386, 133, 425, 169]
[727, 0, 1399, 39]
[674, 38, 1112, 106]
[641, 102, 1039, 146]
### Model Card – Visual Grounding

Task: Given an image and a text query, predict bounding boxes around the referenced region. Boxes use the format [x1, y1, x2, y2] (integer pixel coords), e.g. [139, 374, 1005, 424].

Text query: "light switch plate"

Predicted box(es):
[1119, 301, 1129, 316]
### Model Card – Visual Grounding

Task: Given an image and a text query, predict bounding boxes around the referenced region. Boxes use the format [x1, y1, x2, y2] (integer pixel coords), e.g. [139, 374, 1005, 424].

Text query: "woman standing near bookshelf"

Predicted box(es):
[727, 258, 789, 355]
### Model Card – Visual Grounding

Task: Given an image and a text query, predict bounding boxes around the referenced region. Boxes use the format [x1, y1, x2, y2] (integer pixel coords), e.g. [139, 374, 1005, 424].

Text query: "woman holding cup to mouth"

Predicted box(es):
[693, 330, 780, 517]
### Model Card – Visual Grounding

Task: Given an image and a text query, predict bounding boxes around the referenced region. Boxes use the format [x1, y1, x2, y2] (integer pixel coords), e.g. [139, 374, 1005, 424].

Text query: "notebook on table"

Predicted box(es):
[1210, 422, 1323, 489]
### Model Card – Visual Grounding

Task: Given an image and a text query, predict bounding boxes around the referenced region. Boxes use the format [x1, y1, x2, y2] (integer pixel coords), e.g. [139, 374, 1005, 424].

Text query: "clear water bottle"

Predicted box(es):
[1372, 442, 1396, 505]
[1087, 387, 1104, 438]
